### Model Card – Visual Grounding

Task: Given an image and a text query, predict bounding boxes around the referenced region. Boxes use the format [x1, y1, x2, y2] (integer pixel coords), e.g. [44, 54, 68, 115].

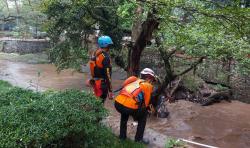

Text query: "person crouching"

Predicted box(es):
[114, 68, 156, 144]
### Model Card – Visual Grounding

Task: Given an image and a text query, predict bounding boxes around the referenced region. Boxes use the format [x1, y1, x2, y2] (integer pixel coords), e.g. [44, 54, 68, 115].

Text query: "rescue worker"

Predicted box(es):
[114, 68, 157, 144]
[89, 35, 113, 103]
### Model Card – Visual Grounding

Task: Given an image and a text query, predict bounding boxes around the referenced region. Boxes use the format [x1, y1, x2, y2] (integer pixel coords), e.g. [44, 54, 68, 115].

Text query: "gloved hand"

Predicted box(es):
[108, 91, 114, 100]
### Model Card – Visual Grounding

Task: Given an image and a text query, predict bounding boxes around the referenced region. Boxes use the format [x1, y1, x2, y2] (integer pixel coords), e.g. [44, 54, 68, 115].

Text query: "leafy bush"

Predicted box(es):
[0, 87, 42, 108]
[0, 84, 144, 148]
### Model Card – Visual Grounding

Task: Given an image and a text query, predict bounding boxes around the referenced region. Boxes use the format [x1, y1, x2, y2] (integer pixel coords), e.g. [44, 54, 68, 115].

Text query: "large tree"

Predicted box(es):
[42, 0, 250, 87]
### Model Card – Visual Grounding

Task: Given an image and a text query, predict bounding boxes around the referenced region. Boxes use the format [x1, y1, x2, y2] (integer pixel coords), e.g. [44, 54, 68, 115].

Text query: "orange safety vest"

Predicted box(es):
[89, 49, 106, 77]
[120, 79, 144, 99]
[115, 77, 153, 109]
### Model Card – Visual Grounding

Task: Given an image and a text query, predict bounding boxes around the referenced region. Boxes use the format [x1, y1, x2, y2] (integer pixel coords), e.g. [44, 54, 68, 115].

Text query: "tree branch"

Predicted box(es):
[84, 6, 131, 34]
[177, 56, 206, 76]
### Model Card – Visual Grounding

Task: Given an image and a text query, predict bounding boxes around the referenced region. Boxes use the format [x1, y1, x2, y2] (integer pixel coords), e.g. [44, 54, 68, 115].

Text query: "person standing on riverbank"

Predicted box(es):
[89, 35, 114, 103]
[114, 68, 157, 144]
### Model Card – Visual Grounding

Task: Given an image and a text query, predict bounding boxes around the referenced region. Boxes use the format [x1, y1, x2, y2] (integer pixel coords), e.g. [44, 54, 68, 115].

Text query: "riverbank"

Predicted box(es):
[1, 53, 250, 148]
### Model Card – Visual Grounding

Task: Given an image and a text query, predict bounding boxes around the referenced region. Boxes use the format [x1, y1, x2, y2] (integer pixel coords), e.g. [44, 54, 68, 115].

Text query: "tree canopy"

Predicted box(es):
[40, 0, 250, 75]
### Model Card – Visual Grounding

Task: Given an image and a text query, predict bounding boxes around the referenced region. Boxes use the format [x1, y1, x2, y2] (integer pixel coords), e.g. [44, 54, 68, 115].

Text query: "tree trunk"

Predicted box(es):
[155, 37, 175, 86]
[201, 90, 232, 106]
[128, 4, 143, 76]
[128, 10, 159, 76]
[14, 0, 20, 14]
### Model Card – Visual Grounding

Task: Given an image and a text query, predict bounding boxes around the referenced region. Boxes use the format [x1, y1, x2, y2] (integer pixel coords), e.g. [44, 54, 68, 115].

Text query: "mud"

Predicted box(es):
[0, 57, 250, 148]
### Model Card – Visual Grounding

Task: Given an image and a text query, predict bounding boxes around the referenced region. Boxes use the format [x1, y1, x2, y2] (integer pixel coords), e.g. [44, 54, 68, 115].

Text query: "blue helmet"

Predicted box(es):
[98, 36, 113, 48]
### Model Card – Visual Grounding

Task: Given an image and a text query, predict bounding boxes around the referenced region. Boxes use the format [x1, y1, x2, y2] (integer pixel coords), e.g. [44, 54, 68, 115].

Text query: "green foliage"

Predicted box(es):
[165, 138, 184, 148]
[183, 75, 204, 92]
[117, 0, 137, 29]
[41, 0, 97, 70]
[49, 42, 89, 71]
[42, 0, 132, 70]
[0, 82, 144, 148]
[0, 0, 47, 38]
[41, 0, 250, 76]
[157, 0, 250, 74]
[0, 80, 12, 94]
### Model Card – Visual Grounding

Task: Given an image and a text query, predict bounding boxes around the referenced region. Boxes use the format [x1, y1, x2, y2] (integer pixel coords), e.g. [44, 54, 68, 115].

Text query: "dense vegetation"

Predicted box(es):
[0, 80, 144, 148]
[1, 0, 249, 82]
[41, 0, 249, 85]
[0, 0, 46, 38]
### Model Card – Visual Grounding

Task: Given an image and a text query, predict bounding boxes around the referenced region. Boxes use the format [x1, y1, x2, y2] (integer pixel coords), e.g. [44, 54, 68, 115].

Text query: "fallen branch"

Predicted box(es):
[201, 90, 232, 106]
[203, 80, 231, 89]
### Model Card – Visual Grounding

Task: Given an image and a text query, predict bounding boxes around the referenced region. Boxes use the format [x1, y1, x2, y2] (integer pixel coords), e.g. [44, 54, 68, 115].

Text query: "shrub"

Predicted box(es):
[0, 87, 42, 108]
[0, 89, 106, 147]
[0, 83, 144, 148]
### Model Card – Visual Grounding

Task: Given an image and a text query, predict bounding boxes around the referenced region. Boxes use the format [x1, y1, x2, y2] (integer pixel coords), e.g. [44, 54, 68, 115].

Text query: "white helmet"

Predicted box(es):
[140, 68, 155, 77]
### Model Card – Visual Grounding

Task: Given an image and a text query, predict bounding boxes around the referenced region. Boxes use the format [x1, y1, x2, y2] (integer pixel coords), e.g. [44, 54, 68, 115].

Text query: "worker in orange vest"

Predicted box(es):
[114, 68, 157, 144]
[89, 36, 113, 103]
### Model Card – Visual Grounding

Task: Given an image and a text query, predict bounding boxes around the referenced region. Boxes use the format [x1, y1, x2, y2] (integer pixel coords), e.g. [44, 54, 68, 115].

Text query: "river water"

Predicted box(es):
[0, 59, 250, 148]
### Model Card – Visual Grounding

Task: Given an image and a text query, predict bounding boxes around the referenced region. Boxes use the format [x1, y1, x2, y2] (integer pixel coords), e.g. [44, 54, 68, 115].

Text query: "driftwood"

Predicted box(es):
[201, 90, 232, 106]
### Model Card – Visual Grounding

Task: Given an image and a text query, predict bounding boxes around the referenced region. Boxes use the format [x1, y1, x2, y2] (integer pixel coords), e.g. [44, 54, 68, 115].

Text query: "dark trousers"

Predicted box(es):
[114, 101, 148, 141]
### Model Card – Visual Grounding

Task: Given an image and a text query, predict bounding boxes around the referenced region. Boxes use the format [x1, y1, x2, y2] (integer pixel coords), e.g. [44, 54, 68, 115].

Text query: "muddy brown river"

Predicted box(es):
[0, 59, 250, 148]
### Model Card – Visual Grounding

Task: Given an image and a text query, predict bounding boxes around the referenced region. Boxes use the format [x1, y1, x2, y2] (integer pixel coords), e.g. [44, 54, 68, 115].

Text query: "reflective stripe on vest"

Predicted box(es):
[120, 79, 144, 101]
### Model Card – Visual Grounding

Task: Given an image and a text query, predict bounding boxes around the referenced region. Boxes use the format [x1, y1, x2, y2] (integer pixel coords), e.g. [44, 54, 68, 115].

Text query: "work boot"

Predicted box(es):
[135, 138, 150, 145]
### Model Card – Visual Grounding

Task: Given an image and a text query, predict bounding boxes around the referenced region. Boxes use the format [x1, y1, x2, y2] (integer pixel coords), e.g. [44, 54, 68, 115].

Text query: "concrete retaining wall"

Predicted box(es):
[0, 38, 50, 54]
[231, 75, 250, 103]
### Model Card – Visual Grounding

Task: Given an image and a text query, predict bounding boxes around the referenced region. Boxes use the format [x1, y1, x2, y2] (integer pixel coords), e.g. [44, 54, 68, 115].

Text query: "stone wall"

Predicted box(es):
[197, 60, 250, 103]
[0, 38, 50, 54]
[231, 75, 250, 103]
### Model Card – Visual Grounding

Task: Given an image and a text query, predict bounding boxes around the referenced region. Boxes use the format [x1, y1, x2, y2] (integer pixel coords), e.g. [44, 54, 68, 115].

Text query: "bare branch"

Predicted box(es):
[177, 56, 206, 76]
